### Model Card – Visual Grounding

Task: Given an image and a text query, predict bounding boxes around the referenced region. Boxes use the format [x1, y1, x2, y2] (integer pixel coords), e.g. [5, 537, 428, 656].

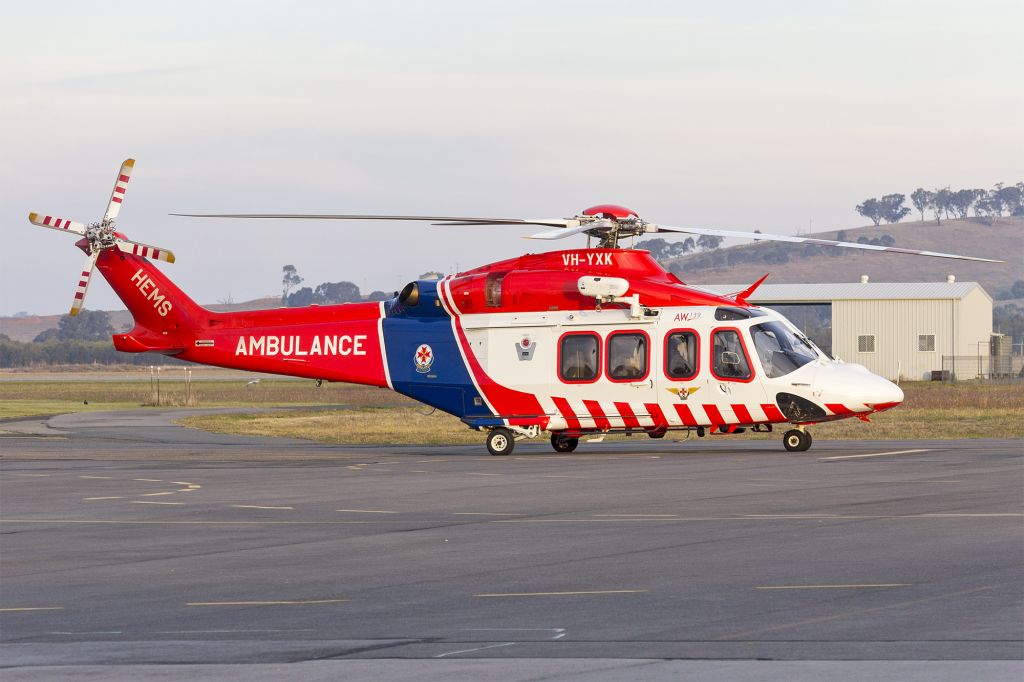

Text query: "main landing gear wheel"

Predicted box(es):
[487, 427, 515, 456]
[783, 429, 812, 452]
[551, 434, 579, 453]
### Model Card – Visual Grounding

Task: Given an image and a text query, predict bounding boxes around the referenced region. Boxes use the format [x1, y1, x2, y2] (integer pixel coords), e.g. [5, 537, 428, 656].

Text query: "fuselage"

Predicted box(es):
[100, 245, 903, 437]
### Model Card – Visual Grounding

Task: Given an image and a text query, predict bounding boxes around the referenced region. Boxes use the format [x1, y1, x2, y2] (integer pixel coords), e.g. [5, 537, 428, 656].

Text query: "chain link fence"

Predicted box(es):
[940, 355, 1024, 381]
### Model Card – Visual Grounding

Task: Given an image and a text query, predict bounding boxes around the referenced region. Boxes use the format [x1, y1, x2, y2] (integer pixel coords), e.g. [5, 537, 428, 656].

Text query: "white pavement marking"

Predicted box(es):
[593, 514, 677, 518]
[467, 627, 566, 640]
[435, 642, 515, 658]
[818, 449, 931, 461]
[454, 512, 523, 517]
[231, 505, 294, 510]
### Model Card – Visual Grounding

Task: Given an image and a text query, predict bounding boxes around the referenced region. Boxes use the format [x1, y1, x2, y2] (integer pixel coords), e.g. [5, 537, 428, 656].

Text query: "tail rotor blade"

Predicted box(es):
[70, 251, 99, 316]
[103, 158, 135, 222]
[115, 239, 176, 264]
[28, 212, 86, 236]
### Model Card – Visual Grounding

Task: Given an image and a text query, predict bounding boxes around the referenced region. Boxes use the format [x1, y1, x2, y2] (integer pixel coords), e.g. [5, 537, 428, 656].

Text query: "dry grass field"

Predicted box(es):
[0, 375, 409, 420]
[3, 372, 1021, 444]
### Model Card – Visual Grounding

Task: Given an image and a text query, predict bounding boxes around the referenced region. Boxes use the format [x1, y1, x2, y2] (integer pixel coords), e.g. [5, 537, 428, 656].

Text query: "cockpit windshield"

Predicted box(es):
[750, 321, 818, 378]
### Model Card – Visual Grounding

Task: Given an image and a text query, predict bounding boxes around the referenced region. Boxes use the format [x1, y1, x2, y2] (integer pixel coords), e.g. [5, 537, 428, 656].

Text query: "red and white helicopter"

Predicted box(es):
[29, 160, 1002, 455]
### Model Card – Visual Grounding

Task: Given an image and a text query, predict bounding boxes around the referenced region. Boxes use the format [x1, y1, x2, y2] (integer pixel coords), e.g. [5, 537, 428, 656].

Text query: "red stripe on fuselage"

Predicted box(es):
[614, 402, 640, 428]
[672, 403, 698, 426]
[825, 403, 854, 416]
[645, 402, 667, 428]
[731, 404, 753, 424]
[703, 404, 724, 427]
[583, 400, 611, 430]
[761, 403, 786, 422]
[441, 282, 546, 424]
[553, 397, 580, 430]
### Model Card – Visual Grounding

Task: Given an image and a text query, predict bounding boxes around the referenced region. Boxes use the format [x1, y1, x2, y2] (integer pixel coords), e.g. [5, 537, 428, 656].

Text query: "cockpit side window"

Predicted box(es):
[665, 330, 698, 380]
[750, 321, 817, 378]
[711, 328, 753, 381]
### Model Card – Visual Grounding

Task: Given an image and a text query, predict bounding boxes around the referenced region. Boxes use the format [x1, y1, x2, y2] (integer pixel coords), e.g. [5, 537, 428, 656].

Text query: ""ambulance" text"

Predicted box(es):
[234, 335, 367, 357]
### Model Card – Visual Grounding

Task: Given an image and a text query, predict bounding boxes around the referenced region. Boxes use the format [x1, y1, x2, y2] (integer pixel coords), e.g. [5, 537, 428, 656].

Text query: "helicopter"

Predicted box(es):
[28, 160, 1002, 455]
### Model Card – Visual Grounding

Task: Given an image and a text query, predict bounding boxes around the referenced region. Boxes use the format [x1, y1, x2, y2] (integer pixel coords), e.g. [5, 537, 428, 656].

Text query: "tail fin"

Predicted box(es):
[95, 246, 206, 354]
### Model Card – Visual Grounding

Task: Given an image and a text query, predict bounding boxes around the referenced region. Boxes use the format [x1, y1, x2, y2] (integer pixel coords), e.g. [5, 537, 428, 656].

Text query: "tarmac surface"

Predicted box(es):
[1, 409, 1022, 680]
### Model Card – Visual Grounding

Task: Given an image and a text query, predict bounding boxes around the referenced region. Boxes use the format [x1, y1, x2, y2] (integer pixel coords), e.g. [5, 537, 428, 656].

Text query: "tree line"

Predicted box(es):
[0, 310, 192, 368]
[857, 182, 1024, 226]
[281, 265, 391, 307]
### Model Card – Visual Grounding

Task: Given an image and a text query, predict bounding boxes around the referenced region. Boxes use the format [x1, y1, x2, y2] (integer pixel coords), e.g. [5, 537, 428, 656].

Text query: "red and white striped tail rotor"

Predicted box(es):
[27, 158, 176, 316]
[28, 212, 87, 236]
[115, 239, 175, 264]
[70, 251, 99, 316]
[104, 158, 134, 222]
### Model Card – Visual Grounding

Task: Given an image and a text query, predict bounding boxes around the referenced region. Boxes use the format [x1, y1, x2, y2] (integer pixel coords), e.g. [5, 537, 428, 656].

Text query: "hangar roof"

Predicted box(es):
[696, 281, 989, 303]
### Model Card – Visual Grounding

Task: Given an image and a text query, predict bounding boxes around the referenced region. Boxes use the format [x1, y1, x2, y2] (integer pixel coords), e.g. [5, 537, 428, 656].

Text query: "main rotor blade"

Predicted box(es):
[28, 212, 86, 236]
[648, 224, 1005, 263]
[70, 251, 99, 316]
[171, 213, 573, 228]
[103, 158, 135, 222]
[115, 239, 176, 264]
[527, 224, 601, 240]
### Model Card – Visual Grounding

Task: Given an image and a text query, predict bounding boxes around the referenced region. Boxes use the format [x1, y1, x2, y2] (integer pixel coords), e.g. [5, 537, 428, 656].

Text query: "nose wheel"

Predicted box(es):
[783, 429, 812, 452]
[486, 427, 515, 456]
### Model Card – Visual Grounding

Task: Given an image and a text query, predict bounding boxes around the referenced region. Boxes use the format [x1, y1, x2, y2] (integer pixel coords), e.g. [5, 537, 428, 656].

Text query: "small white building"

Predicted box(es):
[703, 279, 993, 381]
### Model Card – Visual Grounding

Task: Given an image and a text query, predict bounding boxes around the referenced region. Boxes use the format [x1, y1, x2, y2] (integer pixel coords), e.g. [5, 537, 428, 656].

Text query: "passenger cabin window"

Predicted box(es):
[712, 329, 752, 381]
[665, 331, 698, 380]
[607, 332, 648, 381]
[750, 321, 817, 378]
[559, 333, 600, 382]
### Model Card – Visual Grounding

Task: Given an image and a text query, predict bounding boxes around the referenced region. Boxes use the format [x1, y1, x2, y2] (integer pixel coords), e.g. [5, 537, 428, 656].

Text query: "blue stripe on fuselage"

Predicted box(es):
[381, 281, 490, 420]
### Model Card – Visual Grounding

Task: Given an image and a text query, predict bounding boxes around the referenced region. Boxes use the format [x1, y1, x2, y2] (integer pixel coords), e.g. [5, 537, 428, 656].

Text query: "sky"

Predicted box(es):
[1, 0, 1021, 316]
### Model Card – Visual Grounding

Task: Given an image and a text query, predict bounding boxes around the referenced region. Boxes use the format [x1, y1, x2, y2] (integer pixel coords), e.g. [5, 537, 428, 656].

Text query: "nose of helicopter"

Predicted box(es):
[816, 362, 904, 412]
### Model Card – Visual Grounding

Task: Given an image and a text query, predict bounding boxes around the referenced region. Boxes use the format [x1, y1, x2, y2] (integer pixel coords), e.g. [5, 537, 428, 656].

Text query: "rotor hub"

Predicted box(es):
[577, 205, 648, 248]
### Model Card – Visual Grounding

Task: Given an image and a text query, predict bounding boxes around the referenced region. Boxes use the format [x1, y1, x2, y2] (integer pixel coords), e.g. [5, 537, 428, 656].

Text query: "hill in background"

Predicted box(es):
[663, 217, 1022, 296]
[0, 297, 280, 343]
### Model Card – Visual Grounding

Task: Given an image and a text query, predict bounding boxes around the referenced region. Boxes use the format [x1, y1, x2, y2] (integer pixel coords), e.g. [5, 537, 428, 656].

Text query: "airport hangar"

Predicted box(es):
[703, 278, 993, 381]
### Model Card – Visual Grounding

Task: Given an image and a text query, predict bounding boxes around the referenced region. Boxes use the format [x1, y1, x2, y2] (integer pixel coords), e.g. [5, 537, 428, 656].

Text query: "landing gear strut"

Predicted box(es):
[783, 428, 812, 452]
[486, 427, 515, 456]
[551, 434, 579, 453]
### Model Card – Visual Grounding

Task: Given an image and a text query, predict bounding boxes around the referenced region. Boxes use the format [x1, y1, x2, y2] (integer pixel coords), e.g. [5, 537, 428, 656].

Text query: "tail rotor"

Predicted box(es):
[27, 159, 175, 315]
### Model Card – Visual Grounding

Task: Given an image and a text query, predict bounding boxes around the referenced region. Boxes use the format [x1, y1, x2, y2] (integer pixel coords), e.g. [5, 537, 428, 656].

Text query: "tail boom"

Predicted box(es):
[98, 247, 390, 387]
